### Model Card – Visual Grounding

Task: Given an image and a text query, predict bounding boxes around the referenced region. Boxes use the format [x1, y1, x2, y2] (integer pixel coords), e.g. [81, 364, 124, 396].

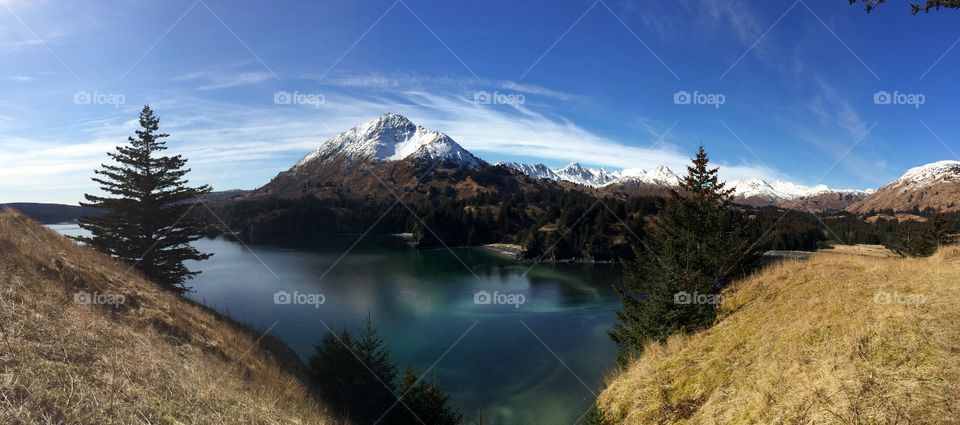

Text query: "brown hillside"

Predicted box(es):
[248, 156, 552, 205]
[784, 191, 868, 212]
[848, 176, 960, 213]
[598, 245, 960, 424]
[0, 210, 338, 424]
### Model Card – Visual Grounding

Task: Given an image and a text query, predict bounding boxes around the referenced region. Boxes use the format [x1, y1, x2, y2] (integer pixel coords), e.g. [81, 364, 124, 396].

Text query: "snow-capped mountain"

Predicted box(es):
[729, 178, 872, 201]
[502, 158, 871, 210]
[499, 162, 562, 182]
[848, 160, 960, 213]
[503, 162, 680, 188]
[889, 160, 960, 192]
[256, 113, 494, 202]
[729, 178, 782, 200]
[616, 165, 682, 187]
[295, 113, 482, 169]
[503, 159, 863, 198]
[553, 163, 619, 187]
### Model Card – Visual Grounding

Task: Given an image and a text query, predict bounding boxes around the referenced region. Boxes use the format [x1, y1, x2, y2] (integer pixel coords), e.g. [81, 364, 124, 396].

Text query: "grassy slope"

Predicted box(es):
[598, 245, 960, 424]
[0, 210, 338, 424]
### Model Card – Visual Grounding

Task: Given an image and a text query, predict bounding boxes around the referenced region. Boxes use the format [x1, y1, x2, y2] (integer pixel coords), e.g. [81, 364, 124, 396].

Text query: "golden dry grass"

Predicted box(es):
[819, 244, 899, 258]
[598, 245, 960, 424]
[0, 210, 339, 424]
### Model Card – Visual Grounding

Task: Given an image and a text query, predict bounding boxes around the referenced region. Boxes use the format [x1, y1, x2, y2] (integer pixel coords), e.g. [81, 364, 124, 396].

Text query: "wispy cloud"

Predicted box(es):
[623, 0, 762, 46]
[310, 72, 574, 101]
[174, 69, 273, 90]
[0, 84, 781, 203]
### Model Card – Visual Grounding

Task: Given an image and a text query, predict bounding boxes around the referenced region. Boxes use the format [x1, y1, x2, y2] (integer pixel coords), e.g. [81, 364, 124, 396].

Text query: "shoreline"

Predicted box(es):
[479, 243, 523, 258]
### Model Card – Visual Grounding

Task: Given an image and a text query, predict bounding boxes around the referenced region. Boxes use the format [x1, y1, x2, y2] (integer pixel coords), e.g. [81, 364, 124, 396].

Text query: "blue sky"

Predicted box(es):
[1, 0, 959, 203]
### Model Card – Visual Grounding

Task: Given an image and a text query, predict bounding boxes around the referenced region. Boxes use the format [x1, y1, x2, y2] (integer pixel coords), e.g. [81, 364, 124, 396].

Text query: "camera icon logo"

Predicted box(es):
[473, 291, 492, 305]
[274, 291, 292, 305]
[873, 91, 891, 105]
[473, 91, 492, 105]
[73, 91, 92, 105]
[673, 91, 692, 105]
[274, 91, 292, 105]
[873, 291, 892, 304]
[673, 291, 692, 304]
[73, 291, 91, 304]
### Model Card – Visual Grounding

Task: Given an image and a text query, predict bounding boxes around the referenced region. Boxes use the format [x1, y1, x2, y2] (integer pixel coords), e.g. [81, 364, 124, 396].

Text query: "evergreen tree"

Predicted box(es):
[929, 212, 958, 247]
[610, 146, 763, 359]
[308, 329, 362, 416]
[885, 213, 955, 257]
[75, 105, 211, 292]
[309, 315, 399, 424]
[850, 0, 960, 14]
[886, 221, 938, 257]
[353, 314, 400, 423]
[308, 315, 462, 425]
[393, 367, 461, 425]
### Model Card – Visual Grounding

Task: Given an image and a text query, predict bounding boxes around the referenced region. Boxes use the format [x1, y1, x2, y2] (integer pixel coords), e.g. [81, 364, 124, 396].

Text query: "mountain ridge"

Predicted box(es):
[848, 160, 960, 213]
[254, 113, 958, 213]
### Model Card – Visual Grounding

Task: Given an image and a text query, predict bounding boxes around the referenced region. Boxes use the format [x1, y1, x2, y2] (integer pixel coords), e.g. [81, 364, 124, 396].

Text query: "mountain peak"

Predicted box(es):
[555, 162, 617, 187]
[500, 162, 562, 181]
[294, 114, 481, 169]
[369, 112, 415, 129]
[897, 160, 960, 187]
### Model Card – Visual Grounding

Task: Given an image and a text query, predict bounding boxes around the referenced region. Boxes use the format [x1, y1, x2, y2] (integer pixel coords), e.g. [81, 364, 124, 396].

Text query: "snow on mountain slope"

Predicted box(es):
[295, 113, 482, 169]
[847, 160, 960, 213]
[500, 162, 562, 181]
[554, 163, 618, 187]
[892, 160, 960, 191]
[503, 158, 870, 202]
[616, 165, 682, 187]
[731, 178, 873, 200]
[731, 178, 782, 200]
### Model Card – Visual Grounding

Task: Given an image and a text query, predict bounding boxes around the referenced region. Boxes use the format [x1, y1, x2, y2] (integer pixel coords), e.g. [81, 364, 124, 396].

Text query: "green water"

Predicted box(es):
[52, 224, 622, 424]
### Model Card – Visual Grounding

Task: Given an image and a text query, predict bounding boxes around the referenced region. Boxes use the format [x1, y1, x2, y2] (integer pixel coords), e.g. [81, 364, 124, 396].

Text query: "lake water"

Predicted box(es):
[50, 224, 622, 425]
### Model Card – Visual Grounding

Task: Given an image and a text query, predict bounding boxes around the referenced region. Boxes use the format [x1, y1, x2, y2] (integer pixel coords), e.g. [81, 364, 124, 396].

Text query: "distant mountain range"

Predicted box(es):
[500, 161, 875, 209]
[229, 113, 960, 214]
[0, 203, 101, 224]
[2, 191, 249, 225]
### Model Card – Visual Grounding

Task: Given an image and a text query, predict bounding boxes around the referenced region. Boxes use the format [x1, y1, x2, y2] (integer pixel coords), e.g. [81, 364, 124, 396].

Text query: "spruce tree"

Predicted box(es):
[353, 314, 400, 424]
[929, 212, 957, 247]
[610, 146, 763, 359]
[75, 105, 212, 292]
[308, 329, 361, 415]
[886, 213, 955, 257]
[394, 367, 462, 425]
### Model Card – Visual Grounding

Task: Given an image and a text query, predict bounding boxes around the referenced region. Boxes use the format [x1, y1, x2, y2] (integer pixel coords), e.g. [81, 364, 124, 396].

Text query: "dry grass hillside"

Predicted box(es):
[0, 210, 338, 424]
[598, 245, 960, 424]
